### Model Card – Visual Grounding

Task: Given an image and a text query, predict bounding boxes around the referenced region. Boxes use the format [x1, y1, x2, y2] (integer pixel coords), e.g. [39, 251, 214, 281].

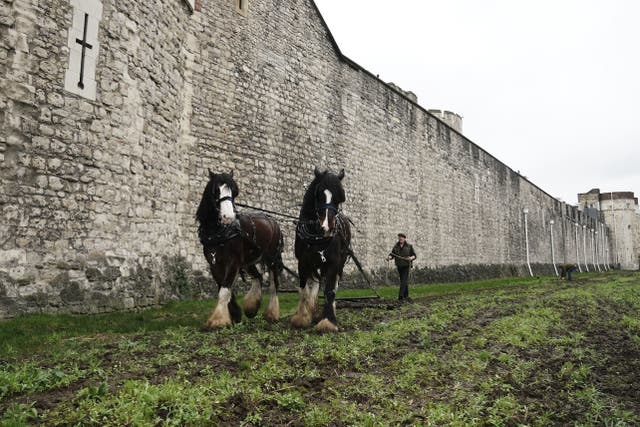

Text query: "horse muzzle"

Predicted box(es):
[220, 215, 235, 225]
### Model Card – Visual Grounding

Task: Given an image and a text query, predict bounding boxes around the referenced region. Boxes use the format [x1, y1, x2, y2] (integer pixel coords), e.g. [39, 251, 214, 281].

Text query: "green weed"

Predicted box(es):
[488, 307, 561, 347]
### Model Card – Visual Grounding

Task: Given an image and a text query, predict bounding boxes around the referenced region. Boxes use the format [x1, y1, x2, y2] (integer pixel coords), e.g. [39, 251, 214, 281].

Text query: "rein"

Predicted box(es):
[234, 202, 299, 220]
[219, 199, 379, 298]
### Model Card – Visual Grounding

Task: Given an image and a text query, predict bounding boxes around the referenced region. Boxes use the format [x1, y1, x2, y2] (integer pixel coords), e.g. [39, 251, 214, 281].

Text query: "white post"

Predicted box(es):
[583, 225, 590, 272]
[603, 223, 610, 270]
[590, 229, 596, 271]
[575, 223, 582, 272]
[550, 220, 558, 276]
[595, 230, 601, 271]
[523, 208, 533, 277]
[611, 193, 619, 267]
[605, 231, 612, 269]
[599, 224, 606, 270]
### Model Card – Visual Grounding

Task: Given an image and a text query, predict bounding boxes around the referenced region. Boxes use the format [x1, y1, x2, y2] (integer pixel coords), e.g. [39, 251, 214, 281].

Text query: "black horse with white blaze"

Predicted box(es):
[196, 170, 284, 329]
[291, 167, 352, 332]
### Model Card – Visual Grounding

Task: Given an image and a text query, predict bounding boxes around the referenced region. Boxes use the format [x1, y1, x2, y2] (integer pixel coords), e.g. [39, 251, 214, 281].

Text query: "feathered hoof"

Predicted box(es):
[243, 305, 260, 319]
[205, 314, 233, 330]
[315, 318, 339, 333]
[291, 311, 312, 329]
[263, 298, 280, 323]
[242, 295, 262, 319]
[263, 310, 280, 323]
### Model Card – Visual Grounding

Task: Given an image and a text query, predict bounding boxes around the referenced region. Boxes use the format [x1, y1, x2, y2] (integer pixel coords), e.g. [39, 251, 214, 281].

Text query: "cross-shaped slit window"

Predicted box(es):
[64, 0, 103, 100]
[237, 0, 248, 16]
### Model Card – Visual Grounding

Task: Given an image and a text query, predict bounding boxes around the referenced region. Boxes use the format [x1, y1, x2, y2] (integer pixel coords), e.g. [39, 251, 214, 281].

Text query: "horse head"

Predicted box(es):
[309, 167, 345, 237]
[196, 170, 239, 227]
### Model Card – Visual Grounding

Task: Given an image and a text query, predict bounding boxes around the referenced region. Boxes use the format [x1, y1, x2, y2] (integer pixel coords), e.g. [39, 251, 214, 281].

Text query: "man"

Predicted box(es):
[559, 263, 578, 281]
[387, 233, 417, 301]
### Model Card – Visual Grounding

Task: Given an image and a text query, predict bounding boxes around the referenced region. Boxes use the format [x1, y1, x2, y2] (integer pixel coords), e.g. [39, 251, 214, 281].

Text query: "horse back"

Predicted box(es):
[238, 213, 283, 257]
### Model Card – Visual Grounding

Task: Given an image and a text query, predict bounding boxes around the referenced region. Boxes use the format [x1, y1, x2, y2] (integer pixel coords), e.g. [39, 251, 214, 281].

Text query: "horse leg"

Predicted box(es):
[308, 279, 320, 318]
[291, 271, 313, 329]
[206, 265, 240, 329]
[242, 265, 263, 318]
[206, 286, 233, 329]
[263, 266, 280, 323]
[316, 268, 339, 333]
[229, 290, 242, 324]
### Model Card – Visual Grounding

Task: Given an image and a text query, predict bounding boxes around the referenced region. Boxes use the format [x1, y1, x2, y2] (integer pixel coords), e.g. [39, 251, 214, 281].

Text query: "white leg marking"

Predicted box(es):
[291, 285, 312, 328]
[264, 274, 280, 322]
[309, 282, 320, 313]
[207, 287, 232, 329]
[219, 184, 235, 224]
[218, 287, 231, 304]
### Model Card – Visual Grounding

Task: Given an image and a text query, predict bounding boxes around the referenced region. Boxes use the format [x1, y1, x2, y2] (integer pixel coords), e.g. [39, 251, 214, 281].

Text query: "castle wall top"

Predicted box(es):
[599, 192, 638, 204]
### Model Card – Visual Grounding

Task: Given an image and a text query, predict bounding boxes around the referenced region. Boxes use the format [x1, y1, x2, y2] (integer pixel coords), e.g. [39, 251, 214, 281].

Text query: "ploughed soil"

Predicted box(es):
[2, 272, 639, 425]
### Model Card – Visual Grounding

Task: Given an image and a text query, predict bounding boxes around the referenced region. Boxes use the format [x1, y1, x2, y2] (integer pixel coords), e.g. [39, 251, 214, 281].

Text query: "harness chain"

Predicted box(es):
[296, 213, 381, 298]
[199, 205, 376, 294]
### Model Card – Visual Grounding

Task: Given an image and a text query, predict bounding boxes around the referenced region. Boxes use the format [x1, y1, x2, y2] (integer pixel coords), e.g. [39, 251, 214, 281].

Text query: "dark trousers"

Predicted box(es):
[567, 266, 577, 281]
[397, 266, 410, 300]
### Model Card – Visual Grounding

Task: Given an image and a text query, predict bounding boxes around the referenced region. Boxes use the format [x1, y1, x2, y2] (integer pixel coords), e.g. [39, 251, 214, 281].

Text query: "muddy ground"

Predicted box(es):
[1, 272, 639, 425]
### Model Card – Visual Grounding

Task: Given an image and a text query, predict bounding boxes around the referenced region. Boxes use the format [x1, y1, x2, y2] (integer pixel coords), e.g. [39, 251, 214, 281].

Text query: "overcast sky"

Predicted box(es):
[314, 0, 640, 204]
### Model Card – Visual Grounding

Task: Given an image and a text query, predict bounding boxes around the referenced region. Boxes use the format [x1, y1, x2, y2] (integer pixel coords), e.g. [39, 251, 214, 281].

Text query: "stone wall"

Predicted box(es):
[0, 0, 613, 317]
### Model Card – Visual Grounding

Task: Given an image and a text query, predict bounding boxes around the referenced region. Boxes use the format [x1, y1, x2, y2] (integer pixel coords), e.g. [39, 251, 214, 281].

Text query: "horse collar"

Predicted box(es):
[296, 213, 345, 248]
[198, 219, 241, 247]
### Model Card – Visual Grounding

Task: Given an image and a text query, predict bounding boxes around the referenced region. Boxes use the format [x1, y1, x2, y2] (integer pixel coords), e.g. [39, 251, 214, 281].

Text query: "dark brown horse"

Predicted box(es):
[196, 171, 284, 329]
[291, 167, 351, 332]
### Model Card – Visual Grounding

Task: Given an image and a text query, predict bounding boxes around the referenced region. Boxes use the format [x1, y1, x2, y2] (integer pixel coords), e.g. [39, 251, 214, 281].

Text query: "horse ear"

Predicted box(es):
[338, 169, 345, 180]
[314, 166, 321, 178]
[229, 170, 234, 178]
[208, 169, 215, 179]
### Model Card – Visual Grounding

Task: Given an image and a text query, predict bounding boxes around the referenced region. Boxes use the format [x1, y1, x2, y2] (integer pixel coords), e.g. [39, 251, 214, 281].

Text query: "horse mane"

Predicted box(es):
[196, 172, 239, 230]
[300, 169, 346, 219]
[196, 178, 217, 227]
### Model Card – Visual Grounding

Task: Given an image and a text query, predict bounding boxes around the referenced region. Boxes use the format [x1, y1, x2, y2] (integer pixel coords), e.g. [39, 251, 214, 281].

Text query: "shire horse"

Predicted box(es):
[196, 170, 284, 329]
[291, 167, 351, 332]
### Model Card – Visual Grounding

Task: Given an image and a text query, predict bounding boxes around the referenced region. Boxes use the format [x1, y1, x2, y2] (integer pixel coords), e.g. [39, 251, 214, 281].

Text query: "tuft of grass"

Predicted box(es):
[0, 402, 39, 426]
[0, 362, 84, 399]
[488, 307, 561, 348]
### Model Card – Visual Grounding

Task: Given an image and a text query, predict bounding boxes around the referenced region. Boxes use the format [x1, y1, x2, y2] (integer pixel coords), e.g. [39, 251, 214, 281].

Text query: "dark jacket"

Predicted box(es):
[559, 263, 577, 278]
[389, 242, 416, 268]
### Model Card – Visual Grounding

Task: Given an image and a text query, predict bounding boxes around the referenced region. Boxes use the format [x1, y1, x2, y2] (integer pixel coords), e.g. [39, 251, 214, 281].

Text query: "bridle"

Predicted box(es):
[316, 203, 338, 217]
[316, 201, 339, 232]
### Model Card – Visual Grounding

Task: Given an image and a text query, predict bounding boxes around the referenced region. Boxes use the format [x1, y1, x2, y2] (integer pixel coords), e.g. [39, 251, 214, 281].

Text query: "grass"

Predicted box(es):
[0, 275, 544, 359]
[1, 271, 639, 425]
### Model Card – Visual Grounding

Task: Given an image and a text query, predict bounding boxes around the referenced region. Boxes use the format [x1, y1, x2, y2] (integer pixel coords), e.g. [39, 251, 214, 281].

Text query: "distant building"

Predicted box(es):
[578, 189, 640, 270]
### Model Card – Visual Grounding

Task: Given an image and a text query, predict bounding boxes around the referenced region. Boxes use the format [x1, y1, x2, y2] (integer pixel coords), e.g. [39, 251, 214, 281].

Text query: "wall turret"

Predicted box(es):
[428, 109, 463, 134]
